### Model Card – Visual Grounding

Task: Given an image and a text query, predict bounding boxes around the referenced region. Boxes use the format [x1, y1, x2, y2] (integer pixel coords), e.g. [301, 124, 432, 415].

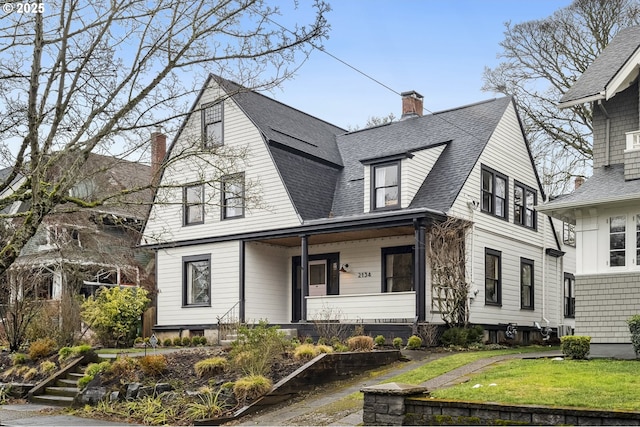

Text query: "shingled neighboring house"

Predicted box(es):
[539, 26, 640, 358]
[142, 75, 575, 343]
[1, 136, 165, 337]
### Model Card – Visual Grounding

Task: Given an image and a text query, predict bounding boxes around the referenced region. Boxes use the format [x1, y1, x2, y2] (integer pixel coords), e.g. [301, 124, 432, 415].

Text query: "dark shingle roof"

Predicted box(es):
[542, 164, 640, 209]
[331, 97, 512, 216]
[560, 25, 640, 106]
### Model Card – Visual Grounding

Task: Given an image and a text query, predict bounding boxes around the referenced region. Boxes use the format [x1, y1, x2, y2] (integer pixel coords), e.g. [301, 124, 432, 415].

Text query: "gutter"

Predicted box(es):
[557, 92, 605, 110]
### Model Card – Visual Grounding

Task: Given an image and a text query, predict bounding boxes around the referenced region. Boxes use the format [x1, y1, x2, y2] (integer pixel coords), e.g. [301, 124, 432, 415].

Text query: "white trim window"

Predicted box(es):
[609, 215, 626, 267]
[372, 162, 400, 210]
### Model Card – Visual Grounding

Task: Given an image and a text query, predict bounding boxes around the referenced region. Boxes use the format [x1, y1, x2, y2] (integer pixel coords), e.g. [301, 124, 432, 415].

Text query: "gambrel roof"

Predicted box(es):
[560, 25, 640, 108]
[198, 75, 515, 222]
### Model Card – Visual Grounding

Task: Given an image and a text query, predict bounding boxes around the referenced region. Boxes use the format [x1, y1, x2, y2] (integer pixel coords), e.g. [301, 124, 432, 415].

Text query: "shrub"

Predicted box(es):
[194, 357, 228, 378]
[392, 337, 403, 349]
[628, 315, 640, 357]
[293, 343, 319, 360]
[440, 326, 484, 347]
[23, 367, 38, 381]
[173, 337, 182, 346]
[316, 344, 333, 354]
[407, 335, 422, 349]
[39, 360, 57, 375]
[333, 343, 349, 352]
[28, 338, 57, 361]
[374, 335, 385, 346]
[233, 375, 272, 401]
[12, 353, 28, 366]
[560, 335, 591, 359]
[85, 361, 111, 377]
[110, 356, 140, 381]
[78, 375, 93, 389]
[163, 338, 173, 347]
[191, 336, 202, 346]
[230, 321, 289, 376]
[186, 387, 228, 420]
[58, 346, 72, 361]
[181, 336, 192, 347]
[134, 337, 144, 344]
[200, 336, 207, 346]
[347, 335, 374, 352]
[139, 355, 168, 376]
[71, 344, 93, 357]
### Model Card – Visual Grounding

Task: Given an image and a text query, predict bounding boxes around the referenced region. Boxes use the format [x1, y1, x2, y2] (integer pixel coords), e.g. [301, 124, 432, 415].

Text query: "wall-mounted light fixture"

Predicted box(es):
[339, 263, 350, 273]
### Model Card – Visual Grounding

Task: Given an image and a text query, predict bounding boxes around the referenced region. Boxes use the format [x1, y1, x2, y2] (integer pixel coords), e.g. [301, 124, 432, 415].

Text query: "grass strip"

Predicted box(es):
[431, 358, 640, 411]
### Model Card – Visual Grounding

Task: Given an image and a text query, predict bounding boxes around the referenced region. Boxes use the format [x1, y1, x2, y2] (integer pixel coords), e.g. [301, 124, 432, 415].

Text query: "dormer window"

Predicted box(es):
[372, 162, 400, 210]
[202, 102, 223, 148]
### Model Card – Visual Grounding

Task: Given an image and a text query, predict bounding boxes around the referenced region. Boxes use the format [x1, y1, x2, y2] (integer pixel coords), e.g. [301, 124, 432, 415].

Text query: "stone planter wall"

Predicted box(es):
[362, 383, 640, 426]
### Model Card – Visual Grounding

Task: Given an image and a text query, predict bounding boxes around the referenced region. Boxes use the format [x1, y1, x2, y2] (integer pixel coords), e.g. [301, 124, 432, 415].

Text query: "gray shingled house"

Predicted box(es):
[142, 75, 575, 344]
[539, 25, 640, 358]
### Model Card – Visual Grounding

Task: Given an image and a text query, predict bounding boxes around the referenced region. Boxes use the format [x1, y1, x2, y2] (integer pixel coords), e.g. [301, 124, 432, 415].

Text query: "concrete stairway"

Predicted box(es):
[28, 357, 89, 407]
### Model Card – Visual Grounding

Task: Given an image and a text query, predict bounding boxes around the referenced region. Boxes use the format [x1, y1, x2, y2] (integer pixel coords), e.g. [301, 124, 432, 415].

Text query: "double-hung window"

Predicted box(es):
[520, 258, 534, 310]
[381, 246, 414, 292]
[564, 273, 575, 318]
[610, 215, 626, 267]
[563, 222, 576, 247]
[183, 255, 211, 306]
[514, 182, 537, 229]
[184, 184, 204, 225]
[221, 173, 245, 219]
[372, 162, 400, 210]
[481, 166, 508, 219]
[485, 248, 501, 305]
[202, 102, 223, 147]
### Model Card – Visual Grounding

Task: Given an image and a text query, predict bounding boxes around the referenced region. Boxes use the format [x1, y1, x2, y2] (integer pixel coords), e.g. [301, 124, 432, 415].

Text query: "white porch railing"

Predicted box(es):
[306, 291, 416, 322]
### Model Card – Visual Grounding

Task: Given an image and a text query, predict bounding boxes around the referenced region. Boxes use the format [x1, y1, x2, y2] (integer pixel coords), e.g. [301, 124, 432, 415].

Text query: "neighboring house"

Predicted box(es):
[142, 75, 575, 343]
[539, 25, 640, 358]
[1, 138, 165, 336]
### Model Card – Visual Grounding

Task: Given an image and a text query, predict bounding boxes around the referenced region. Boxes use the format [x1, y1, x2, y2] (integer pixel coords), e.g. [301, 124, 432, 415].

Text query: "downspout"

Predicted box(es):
[541, 207, 549, 327]
[598, 101, 611, 166]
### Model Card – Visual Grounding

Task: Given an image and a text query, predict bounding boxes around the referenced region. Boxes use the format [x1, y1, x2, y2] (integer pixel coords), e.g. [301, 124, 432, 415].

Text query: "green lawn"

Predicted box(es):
[431, 358, 640, 410]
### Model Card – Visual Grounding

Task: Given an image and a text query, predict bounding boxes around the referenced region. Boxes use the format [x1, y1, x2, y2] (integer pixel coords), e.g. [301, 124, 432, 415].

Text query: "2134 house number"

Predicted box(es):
[357, 272, 372, 278]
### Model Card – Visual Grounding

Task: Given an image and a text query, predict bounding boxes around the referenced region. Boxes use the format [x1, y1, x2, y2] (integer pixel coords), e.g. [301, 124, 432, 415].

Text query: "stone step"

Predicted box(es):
[45, 386, 78, 397]
[30, 393, 75, 407]
[56, 378, 79, 387]
[67, 372, 84, 380]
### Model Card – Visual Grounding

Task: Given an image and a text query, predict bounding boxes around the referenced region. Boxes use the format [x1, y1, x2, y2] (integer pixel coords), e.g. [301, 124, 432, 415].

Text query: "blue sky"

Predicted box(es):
[266, 0, 573, 130]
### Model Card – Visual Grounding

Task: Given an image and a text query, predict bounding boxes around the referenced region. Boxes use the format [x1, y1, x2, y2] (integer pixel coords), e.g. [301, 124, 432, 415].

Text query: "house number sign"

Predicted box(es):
[357, 272, 372, 278]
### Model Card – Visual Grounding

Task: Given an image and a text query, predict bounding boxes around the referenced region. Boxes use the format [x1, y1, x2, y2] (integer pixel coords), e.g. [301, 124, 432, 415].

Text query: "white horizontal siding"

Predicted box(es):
[143, 81, 301, 244]
[155, 241, 240, 327]
[244, 242, 290, 323]
[403, 145, 446, 208]
[306, 292, 416, 322]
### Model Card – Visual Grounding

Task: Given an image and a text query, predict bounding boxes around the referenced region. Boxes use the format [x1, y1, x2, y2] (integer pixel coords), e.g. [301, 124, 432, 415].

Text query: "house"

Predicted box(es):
[1, 137, 165, 338]
[142, 75, 575, 344]
[538, 25, 640, 358]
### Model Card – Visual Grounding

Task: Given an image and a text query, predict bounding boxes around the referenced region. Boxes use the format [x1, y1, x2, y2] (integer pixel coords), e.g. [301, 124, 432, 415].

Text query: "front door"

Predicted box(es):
[291, 253, 340, 322]
[308, 260, 327, 297]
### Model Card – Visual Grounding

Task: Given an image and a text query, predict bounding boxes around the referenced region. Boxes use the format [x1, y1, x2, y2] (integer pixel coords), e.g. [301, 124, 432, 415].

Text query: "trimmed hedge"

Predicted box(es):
[628, 315, 640, 357]
[560, 335, 591, 359]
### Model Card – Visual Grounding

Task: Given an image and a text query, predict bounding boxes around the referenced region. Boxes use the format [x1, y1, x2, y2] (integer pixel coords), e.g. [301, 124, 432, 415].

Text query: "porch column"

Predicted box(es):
[239, 240, 245, 323]
[300, 234, 309, 322]
[414, 219, 427, 322]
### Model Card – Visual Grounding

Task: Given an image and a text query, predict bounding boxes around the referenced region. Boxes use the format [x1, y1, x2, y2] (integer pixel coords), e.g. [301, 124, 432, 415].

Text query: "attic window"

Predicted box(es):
[202, 102, 223, 148]
[481, 165, 508, 220]
[371, 162, 400, 210]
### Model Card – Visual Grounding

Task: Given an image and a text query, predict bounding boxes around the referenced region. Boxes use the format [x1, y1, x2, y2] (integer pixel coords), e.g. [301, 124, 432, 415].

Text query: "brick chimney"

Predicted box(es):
[574, 176, 585, 191]
[151, 130, 166, 185]
[401, 90, 424, 120]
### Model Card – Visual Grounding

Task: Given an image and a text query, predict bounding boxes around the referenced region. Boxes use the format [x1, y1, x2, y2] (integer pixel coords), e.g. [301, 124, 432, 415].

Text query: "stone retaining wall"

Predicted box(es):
[362, 383, 640, 426]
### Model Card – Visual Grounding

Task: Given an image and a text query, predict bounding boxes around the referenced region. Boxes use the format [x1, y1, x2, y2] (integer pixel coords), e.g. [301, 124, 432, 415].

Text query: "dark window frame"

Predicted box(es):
[381, 245, 414, 292]
[182, 254, 211, 307]
[514, 181, 537, 230]
[564, 273, 575, 318]
[183, 183, 205, 226]
[371, 161, 401, 211]
[484, 248, 502, 306]
[520, 257, 534, 310]
[481, 165, 508, 220]
[221, 173, 245, 220]
[201, 101, 224, 148]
